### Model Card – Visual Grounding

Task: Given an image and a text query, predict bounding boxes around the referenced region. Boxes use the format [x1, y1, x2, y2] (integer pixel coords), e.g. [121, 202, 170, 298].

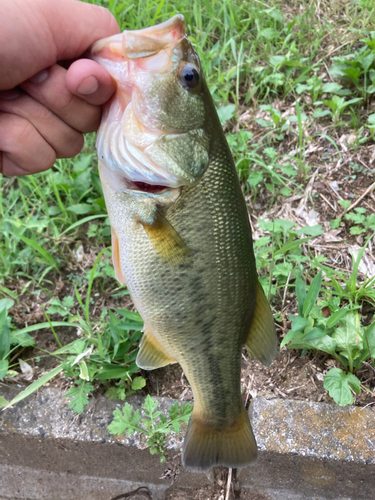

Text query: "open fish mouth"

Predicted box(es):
[130, 181, 169, 194]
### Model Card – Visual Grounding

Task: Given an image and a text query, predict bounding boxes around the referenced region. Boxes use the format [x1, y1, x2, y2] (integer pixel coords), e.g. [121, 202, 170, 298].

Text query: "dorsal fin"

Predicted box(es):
[245, 281, 277, 367]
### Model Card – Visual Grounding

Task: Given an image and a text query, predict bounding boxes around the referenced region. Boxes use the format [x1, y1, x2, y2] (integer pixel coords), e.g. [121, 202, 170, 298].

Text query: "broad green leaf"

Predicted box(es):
[48, 205, 61, 216]
[73, 154, 93, 173]
[217, 104, 236, 124]
[131, 376, 146, 390]
[338, 199, 351, 210]
[304, 328, 326, 340]
[290, 315, 308, 332]
[248, 171, 263, 186]
[312, 335, 338, 356]
[10, 330, 36, 347]
[341, 97, 363, 109]
[79, 360, 90, 381]
[330, 218, 341, 229]
[289, 332, 337, 357]
[0, 309, 10, 359]
[295, 274, 306, 316]
[280, 317, 307, 348]
[4, 365, 63, 409]
[0, 299, 14, 311]
[302, 271, 322, 317]
[0, 359, 9, 379]
[322, 82, 343, 93]
[294, 225, 324, 237]
[332, 312, 363, 358]
[313, 108, 332, 118]
[96, 364, 131, 380]
[324, 368, 360, 406]
[0, 396, 9, 407]
[66, 203, 93, 215]
[364, 322, 375, 358]
[347, 372, 361, 394]
[255, 119, 273, 128]
[115, 308, 143, 324]
[361, 52, 375, 71]
[53, 339, 87, 355]
[326, 308, 349, 328]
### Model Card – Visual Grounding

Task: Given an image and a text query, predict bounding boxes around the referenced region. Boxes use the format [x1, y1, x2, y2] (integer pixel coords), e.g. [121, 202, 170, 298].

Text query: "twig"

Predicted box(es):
[342, 181, 375, 215]
[361, 401, 375, 411]
[357, 158, 374, 175]
[285, 384, 306, 393]
[111, 487, 152, 500]
[316, 39, 357, 65]
[319, 192, 337, 212]
[225, 468, 232, 500]
[324, 179, 343, 200]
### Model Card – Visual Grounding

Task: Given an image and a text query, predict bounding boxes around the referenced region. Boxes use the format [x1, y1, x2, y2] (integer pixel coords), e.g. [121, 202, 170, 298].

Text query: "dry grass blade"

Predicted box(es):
[341, 181, 375, 216]
[225, 468, 233, 500]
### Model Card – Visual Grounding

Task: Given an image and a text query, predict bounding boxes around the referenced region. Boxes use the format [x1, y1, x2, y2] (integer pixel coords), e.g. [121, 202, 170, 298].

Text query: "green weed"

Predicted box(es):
[108, 395, 193, 463]
[282, 266, 375, 405]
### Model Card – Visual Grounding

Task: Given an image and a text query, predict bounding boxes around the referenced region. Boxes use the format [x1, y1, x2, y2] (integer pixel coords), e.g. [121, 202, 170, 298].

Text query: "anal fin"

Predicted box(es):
[141, 209, 190, 265]
[111, 228, 125, 285]
[136, 327, 175, 370]
[245, 280, 277, 367]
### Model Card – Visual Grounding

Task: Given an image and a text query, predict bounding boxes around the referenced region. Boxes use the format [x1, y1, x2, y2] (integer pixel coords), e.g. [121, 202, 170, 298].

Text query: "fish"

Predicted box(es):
[91, 15, 277, 472]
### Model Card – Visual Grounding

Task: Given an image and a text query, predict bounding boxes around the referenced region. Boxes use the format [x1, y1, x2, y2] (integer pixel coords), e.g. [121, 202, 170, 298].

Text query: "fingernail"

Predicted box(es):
[76, 76, 99, 95]
[0, 89, 21, 100]
[28, 69, 49, 84]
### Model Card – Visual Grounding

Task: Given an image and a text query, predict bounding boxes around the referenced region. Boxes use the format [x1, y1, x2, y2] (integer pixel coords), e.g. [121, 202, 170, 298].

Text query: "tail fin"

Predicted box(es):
[182, 407, 257, 472]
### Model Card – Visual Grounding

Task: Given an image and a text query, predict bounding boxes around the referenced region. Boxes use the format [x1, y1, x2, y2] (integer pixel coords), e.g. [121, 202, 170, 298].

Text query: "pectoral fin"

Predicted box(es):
[245, 281, 277, 367]
[141, 209, 190, 265]
[136, 327, 176, 370]
[111, 228, 126, 285]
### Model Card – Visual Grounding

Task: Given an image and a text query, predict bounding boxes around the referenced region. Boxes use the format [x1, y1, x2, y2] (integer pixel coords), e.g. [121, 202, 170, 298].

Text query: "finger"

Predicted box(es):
[66, 59, 116, 106]
[0, 92, 84, 158]
[1, 0, 119, 90]
[0, 112, 56, 175]
[21, 64, 101, 133]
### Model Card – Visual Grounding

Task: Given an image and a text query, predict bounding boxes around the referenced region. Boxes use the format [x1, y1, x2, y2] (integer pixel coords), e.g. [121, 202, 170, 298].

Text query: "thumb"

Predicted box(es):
[50, 0, 120, 60]
[0, 0, 119, 90]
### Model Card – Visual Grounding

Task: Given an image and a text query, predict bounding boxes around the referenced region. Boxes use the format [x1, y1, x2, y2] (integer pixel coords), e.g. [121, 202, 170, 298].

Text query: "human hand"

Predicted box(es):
[0, 0, 119, 176]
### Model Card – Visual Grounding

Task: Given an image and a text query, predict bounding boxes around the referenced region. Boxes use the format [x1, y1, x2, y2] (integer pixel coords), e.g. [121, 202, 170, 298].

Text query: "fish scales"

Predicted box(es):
[92, 14, 277, 471]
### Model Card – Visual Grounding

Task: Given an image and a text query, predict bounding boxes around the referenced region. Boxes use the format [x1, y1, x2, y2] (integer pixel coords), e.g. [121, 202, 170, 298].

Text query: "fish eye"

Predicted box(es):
[179, 64, 200, 89]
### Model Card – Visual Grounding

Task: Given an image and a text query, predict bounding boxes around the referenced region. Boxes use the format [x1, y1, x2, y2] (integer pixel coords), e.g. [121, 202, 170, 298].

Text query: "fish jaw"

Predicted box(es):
[91, 14, 185, 61]
[91, 16, 209, 193]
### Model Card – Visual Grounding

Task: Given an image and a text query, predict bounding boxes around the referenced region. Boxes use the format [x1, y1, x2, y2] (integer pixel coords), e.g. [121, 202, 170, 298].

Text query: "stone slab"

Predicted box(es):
[251, 397, 375, 464]
[2, 387, 375, 499]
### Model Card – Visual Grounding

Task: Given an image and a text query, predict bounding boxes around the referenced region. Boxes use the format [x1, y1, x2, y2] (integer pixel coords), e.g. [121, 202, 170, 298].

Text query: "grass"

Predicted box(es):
[1, 0, 375, 412]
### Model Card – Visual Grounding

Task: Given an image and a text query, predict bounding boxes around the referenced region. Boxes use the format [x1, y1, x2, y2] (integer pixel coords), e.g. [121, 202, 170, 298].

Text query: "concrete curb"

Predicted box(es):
[1, 385, 375, 499]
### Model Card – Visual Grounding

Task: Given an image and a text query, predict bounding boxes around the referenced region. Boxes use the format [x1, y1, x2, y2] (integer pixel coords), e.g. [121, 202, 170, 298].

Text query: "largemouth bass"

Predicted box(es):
[91, 15, 277, 472]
